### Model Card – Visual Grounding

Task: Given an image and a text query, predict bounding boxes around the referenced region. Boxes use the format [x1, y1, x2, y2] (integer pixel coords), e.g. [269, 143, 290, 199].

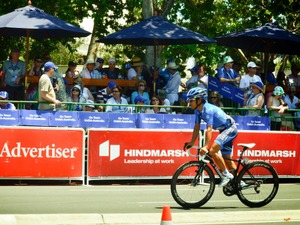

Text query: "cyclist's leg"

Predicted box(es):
[209, 142, 226, 171]
[215, 125, 238, 172]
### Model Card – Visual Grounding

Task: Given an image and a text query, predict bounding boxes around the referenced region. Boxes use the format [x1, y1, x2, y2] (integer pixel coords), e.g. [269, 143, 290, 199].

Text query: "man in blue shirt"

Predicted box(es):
[217, 56, 240, 87]
[184, 87, 238, 187]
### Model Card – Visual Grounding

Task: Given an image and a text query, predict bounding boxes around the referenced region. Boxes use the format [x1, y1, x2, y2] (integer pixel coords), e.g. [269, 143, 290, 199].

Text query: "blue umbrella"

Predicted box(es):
[216, 22, 300, 55]
[0, 3, 91, 74]
[0, 4, 90, 39]
[97, 16, 215, 46]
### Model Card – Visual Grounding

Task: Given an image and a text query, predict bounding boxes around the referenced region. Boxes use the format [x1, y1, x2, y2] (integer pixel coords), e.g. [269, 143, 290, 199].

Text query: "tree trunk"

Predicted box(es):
[86, 21, 99, 62]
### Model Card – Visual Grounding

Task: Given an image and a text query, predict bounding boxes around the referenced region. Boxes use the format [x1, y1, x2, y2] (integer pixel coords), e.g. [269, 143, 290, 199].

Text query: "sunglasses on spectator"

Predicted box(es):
[72, 89, 80, 92]
[139, 84, 145, 87]
[248, 67, 257, 69]
[211, 96, 217, 99]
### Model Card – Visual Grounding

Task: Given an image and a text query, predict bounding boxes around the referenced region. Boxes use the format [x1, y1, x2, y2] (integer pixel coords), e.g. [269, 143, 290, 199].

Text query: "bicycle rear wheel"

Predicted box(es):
[236, 161, 279, 207]
[170, 161, 215, 208]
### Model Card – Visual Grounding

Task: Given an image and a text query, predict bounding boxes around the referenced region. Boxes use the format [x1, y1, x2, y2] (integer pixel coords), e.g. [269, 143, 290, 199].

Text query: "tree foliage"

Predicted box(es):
[1, 0, 299, 70]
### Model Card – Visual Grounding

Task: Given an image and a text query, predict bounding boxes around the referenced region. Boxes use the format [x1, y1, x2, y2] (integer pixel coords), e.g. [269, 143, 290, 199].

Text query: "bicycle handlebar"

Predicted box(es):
[186, 146, 209, 163]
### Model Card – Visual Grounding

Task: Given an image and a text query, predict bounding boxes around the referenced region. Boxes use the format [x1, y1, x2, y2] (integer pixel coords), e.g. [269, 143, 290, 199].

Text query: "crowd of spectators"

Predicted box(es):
[1, 49, 300, 131]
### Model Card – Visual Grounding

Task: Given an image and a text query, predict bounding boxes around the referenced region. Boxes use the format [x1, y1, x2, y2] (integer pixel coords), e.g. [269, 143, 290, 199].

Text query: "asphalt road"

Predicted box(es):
[0, 182, 299, 225]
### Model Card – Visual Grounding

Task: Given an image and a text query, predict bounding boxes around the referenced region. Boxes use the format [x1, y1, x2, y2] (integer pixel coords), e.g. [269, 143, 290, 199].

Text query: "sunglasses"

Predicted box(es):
[249, 67, 257, 69]
[139, 84, 145, 87]
[211, 96, 217, 99]
[72, 89, 80, 92]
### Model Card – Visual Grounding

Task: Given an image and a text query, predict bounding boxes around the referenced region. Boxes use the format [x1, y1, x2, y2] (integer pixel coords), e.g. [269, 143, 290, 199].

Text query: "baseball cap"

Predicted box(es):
[108, 81, 117, 90]
[43, 61, 58, 71]
[86, 99, 95, 108]
[134, 95, 146, 104]
[189, 65, 199, 72]
[247, 61, 257, 68]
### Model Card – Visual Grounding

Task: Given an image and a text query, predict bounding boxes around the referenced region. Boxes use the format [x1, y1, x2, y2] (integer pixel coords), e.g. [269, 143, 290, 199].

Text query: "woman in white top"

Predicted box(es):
[267, 86, 289, 130]
[145, 96, 167, 114]
[244, 81, 264, 116]
[106, 86, 130, 113]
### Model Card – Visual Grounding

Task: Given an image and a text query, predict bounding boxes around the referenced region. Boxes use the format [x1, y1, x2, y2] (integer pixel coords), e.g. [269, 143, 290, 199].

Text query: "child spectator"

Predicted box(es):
[0, 91, 16, 110]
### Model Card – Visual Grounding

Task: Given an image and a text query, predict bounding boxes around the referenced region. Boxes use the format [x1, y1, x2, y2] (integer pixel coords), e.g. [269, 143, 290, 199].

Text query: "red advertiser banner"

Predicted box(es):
[212, 131, 300, 176]
[88, 129, 198, 179]
[0, 127, 85, 179]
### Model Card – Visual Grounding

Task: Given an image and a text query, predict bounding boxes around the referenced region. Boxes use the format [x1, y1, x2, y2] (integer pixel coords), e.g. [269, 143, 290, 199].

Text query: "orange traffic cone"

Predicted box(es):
[160, 205, 173, 225]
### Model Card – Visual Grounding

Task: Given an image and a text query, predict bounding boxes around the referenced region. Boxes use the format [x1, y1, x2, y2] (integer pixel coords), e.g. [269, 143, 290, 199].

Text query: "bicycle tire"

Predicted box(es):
[236, 161, 279, 207]
[170, 161, 215, 208]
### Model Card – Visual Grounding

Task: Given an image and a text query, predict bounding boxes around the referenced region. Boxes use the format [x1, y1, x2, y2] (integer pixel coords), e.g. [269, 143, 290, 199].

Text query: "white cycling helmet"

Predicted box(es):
[186, 87, 208, 102]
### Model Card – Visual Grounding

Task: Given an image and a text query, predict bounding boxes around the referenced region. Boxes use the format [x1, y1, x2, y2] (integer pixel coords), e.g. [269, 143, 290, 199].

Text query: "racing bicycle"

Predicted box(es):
[170, 143, 279, 208]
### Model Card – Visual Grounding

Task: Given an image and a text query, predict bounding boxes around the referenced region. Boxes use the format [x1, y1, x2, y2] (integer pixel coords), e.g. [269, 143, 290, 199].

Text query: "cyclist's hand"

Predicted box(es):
[183, 142, 193, 151]
[200, 147, 208, 156]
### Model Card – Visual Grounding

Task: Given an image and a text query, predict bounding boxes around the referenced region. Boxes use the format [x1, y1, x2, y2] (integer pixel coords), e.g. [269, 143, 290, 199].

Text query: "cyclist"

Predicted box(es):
[184, 87, 238, 186]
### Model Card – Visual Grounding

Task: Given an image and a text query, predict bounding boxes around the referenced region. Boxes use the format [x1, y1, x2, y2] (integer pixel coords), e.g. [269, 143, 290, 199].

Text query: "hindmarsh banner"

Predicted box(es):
[88, 129, 300, 182]
[0, 127, 85, 179]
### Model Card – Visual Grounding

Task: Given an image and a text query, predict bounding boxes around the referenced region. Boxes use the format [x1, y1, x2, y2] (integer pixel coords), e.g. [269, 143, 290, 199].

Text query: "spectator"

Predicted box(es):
[103, 57, 121, 79]
[164, 61, 181, 105]
[106, 85, 131, 113]
[80, 59, 100, 96]
[186, 63, 208, 90]
[81, 59, 100, 79]
[277, 71, 287, 87]
[133, 95, 146, 113]
[283, 85, 299, 130]
[266, 61, 277, 85]
[95, 57, 104, 74]
[173, 93, 194, 114]
[239, 61, 263, 91]
[38, 61, 61, 110]
[84, 99, 98, 112]
[244, 81, 265, 116]
[217, 56, 240, 87]
[156, 59, 173, 91]
[294, 100, 300, 131]
[131, 80, 150, 105]
[158, 90, 171, 113]
[1, 48, 26, 101]
[43, 54, 68, 110]
[267, 86, 289, 130]
[67, 84, 87, 111]
[0, 91, 16, 110]
[284, 86, 299, 109]
[73, 77, 94, 101]
[96, 81, 116, 112]
[286, 63, 300, 87]
[128, 56, 143, 80]
[209, 91, 224, 107]
[145, 65, 159, 97]
[65, 61, 80, 78]
[28, 56, 43, 77]
[145, 95, 167, 114]
[26, 56, 43, 109]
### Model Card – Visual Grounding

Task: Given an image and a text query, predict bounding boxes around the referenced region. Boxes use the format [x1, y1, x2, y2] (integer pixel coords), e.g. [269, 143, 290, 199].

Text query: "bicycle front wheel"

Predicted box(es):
[237, 161, 279, 207]
[170, 161, 215, 208]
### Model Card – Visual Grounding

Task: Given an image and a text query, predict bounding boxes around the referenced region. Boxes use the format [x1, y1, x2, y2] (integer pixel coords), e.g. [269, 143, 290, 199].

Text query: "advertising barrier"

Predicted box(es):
[87, 129, 300, 183]
[87, 129, 200, 183]
[0, 110, 270, 130]
[0, 127, 85, 181]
